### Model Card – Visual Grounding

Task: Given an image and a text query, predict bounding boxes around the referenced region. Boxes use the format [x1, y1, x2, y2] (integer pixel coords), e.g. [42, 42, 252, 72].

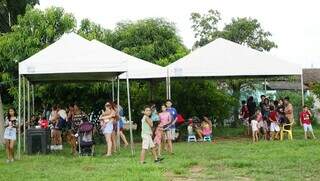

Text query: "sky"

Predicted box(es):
[38, 0, 320, 68]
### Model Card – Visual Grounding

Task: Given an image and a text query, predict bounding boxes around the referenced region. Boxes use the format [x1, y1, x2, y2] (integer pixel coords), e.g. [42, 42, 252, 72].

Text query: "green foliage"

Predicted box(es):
[113, 18, 188, 65]
[77, 19, 113, 45]
[0, 0, 39, 32]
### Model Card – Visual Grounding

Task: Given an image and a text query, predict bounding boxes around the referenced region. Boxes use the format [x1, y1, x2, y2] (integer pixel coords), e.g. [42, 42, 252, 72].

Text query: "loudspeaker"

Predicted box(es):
[27, 128, 51, 154]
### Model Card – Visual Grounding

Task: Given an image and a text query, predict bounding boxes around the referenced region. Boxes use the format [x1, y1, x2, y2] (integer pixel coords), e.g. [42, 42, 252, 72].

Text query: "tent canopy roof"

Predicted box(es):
[90, 40, 166, 80]
[19, 33, 127, 82]
[167, 38, 302, 78]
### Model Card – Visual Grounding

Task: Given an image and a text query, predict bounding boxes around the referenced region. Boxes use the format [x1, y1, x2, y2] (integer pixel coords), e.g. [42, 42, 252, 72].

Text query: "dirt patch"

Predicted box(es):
[165, 165, 211, 181]
[82, 166, 95, 172]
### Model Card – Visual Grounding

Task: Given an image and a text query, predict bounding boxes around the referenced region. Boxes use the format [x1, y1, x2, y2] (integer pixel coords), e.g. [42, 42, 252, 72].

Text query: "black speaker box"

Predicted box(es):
[27, 128, 51, 154]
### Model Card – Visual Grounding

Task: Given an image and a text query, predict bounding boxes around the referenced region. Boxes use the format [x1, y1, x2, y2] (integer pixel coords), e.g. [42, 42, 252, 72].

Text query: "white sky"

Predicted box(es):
[38, 0, 320, 68]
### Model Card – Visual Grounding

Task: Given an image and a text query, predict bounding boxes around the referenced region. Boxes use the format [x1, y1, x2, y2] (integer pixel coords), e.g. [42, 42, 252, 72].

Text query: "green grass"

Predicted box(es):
[1, 127, 320, 181]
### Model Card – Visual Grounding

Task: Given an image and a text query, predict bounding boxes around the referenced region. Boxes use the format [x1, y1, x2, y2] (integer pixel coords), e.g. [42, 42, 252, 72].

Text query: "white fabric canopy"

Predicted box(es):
[90, 40, 166, 79]
[167, 38, 302, 78]
[19, 33, 127, 82]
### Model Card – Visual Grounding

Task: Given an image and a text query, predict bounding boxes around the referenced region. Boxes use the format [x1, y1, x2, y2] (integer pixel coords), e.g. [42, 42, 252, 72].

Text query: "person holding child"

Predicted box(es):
[300, 106, 316, 139]
[165, 99, 177, 154]
[140, 106, 162, 164]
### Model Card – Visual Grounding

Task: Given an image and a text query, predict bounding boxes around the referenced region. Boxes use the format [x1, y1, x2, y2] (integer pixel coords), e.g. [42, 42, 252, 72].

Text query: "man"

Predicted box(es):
[284, 97, 294, 124]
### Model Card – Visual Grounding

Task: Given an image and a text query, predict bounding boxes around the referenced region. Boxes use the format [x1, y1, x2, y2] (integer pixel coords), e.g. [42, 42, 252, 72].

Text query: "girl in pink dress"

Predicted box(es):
[154, 105, 171, 157]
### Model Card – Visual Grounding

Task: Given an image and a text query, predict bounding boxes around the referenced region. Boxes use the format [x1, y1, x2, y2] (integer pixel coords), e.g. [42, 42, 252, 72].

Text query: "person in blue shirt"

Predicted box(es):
[165, 99, 177, 154]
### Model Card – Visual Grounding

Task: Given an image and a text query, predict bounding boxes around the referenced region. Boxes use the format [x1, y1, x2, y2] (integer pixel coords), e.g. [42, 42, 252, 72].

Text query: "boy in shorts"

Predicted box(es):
[140, 106, 163, 164]
[300, 106, 316, 139]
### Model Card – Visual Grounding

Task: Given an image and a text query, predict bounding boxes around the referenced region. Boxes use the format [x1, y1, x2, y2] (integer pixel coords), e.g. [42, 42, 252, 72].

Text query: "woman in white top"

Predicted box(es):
[4, 108, 18, 163]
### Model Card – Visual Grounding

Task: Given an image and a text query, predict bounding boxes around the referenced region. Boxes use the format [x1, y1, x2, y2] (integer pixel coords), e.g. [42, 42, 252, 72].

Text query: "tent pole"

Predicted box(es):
[301, 73, 304, 106]
[264, 79, 267, 93]
[18, 74, 21, 160]
[22, 76, 26, 153]
[112, 78, 115, 102]
[166, 68, 169, 99]
[126, 72, 134, 156]
[168, 69, 171, 100]
[117, 76, 120, 151]
[27, 80, 30, 129]
[31, 84, 34, 115]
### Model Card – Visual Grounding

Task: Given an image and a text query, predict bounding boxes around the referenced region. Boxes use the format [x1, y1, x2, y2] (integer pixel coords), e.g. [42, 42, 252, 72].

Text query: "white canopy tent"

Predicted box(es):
[18, 33, 135, 159]
[90, 40, 167, 80]
[166, 38, 303, 102]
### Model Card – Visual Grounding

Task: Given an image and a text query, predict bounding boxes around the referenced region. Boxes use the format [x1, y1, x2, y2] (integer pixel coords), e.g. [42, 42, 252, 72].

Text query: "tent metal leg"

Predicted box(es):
[301, 74, 304, 106]
[126, 72, 134, 156]
[31, 84, 34, 115]
[116, 76, 120, 151]
[18, 75, 21, 160]
[112, 78, 115, 102]
[27, 80, 30, 129]
[264, 79, 267, 93]
[168, 71, 171, 100]
[22, 77, 26, 153]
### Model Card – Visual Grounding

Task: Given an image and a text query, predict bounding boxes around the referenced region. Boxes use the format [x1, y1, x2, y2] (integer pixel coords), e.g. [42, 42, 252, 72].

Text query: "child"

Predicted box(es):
[140, 106, 162, 164]
[269, 106, 280, 140]
[251, 117, 259, 142]
[154, 105, 171, 158]
[256, 110, 266, 140]
[300, 106, 316, 139]
[187, 120, 194, 136]
[201, 117, 212, 138]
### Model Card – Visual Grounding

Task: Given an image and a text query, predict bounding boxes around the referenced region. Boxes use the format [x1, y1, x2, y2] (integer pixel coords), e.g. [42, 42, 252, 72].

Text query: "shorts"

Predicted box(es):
[4, 127, 16, 140]
[142, 134, 155, 149]
[303, 124, 313, 132]
[102, 122, 113, 134]
[270, 122, 280, 132]
[165, 128, 175, 140]
[252, 127, 258, 132]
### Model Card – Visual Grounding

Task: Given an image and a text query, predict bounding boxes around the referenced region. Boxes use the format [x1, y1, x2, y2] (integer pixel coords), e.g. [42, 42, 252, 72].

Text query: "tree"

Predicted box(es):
[113, 18, 188, 65]
[0, 6, 76, 139]
[190, 9, 278, 124]
[77, 19, 114, 45]
[0, 0, 39, 32]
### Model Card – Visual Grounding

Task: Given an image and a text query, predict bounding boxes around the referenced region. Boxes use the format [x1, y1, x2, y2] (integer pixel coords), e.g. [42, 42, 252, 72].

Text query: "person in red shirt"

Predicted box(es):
[300, 106, 316, 139]
[239, 100, 250, 136]
[269, 106, 280, 140]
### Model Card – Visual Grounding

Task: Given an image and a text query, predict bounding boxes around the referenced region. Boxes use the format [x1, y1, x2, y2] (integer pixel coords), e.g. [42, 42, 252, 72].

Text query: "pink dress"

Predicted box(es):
[154, 112, 171, 145]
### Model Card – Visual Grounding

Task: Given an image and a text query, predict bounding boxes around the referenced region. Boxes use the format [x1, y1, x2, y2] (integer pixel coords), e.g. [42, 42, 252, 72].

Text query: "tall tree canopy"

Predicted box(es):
[0, 0, 39, 32]
[113, 18, 188, 66]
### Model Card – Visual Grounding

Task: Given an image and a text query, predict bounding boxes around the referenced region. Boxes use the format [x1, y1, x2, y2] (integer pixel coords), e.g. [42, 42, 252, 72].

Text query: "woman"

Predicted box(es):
[4, 108, 18, 163]
[100, 102, 117, 156]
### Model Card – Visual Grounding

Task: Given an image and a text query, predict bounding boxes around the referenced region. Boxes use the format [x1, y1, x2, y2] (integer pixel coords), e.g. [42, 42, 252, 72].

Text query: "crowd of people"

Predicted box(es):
[3, 94, 316, 163]
[240, 95, 316, 142]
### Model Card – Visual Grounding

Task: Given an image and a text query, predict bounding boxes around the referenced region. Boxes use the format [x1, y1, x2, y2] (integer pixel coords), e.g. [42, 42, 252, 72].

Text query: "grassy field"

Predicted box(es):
[1, 127, 320, 181]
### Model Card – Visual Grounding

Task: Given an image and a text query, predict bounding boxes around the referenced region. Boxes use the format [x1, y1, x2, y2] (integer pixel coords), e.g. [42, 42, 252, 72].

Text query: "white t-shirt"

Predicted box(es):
[251, 120, 258, 131]
[58, 109, 67, 120]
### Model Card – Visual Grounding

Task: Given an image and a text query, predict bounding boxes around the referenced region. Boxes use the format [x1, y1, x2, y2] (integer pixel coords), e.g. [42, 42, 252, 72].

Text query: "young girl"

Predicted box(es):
[154, 105, 171, 158]
[251, 116, 259, 142]
[201, 117, 212, 137]
[256, 110, 266, 140]
[4, 108, 18, 163]
[100, 102, 116, 156]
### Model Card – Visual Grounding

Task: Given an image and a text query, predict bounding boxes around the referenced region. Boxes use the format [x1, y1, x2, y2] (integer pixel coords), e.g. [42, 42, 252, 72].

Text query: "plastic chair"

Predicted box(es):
[187, 135, 197, 142]
[280, 122, 293, 140]
[203, 135, 212, 142]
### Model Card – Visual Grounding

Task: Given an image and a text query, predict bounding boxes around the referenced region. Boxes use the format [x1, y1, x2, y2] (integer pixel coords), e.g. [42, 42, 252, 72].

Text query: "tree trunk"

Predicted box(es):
[0, 94, 4, 145]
